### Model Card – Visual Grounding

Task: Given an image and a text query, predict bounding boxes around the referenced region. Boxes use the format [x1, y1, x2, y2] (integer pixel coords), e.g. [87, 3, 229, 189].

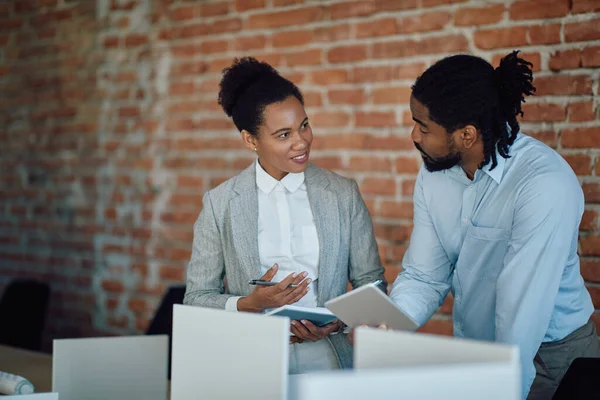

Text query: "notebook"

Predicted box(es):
[265, 305, 337, 327]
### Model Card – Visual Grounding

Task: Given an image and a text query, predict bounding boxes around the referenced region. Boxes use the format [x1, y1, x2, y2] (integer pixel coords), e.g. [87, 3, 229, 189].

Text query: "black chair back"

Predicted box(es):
[0, 279, 50, 351]
[146, 285, 186, 379]
[552, 357, 600, 399]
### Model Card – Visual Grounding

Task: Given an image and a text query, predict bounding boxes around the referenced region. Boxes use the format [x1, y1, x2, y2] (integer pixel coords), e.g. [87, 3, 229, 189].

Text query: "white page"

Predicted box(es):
[52, 335, 168, 400]
[171, 304, 289, 400]
[291, 363, 519, 400]
[3, 394, 59, 400]
[354, 327, 519, 369]
[324, 283, 418, 331]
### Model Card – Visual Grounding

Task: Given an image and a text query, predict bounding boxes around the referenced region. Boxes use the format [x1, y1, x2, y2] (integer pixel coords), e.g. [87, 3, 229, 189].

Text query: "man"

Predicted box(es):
[389, 51, 599, 399]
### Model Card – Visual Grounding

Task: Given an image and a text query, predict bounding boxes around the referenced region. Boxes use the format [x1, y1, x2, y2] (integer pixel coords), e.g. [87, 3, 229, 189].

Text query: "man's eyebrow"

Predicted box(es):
[413, 117, 428, 128]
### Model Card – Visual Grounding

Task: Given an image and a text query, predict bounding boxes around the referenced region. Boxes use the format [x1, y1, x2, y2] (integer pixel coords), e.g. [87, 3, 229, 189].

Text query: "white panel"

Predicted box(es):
[3, 394, 59, 400]
[170, 304, 289, 400]
[292, 363, 519, 400]
[52, 335, 168, 400]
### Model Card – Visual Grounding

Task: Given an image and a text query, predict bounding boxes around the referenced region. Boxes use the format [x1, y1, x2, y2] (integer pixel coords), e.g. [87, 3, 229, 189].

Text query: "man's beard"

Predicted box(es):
[414, 142, 461, 172]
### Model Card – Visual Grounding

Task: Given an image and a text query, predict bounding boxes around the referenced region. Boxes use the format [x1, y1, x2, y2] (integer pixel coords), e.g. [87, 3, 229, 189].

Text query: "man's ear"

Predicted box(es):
[241, 129, 257, 152]
[461, 125, 479, 149]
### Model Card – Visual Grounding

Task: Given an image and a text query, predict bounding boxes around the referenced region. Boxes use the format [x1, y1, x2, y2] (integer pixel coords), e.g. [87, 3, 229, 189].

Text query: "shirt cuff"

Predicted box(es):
[225, 296, 242, 312]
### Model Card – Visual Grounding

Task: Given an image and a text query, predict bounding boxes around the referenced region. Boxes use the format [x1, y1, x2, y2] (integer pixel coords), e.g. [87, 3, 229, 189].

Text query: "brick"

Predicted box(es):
[581, 260, 600, 282]
[197, 118, 234, 130]
[562, 127, 600, 149]
[528, 24, 561, 45]
[356, 111, 396, 128]
[509, 0, 569, 20]
[372, 86, 412, 105]
[374, 0, 418, 12]
[562, 154, 592, 175]
[440, 294, 454, 314]
[314, 24, 351, 42]
[565, 18, 600, 42]
[272, 30, 312, 48]
[397, 11, 451, 34]
[549, 50, 582, 71]
[235, 35, 267, 51]
[356, 18, 397, 39]
[310, 156, 343, 170]
[422, 0, 467, 6]
[118, 106, 140, 118]
[285, 49, 322, 66]
[303, 91, 322, 107]
[568, 101, 595, 122]
[159, 265, 185, 281]
[529, 131, 558, 149]
[367, 135, 414, 151]
[534, 75, 593, 96]
[395, 63, 426, 80]
[583, 183, 600, 203]
[311, 69, 348, 85]
[580, 209, 598, 231]
[327, 88, 366, 105]
[172, 61, 209, 76]
[327, 45, 368, 64]
[169, 5, 201, 21]
[311, 111, 350, 128]
[247, 6, 323, 30]
[417, 34, 469, 56]
[582, 46, 600, 67]
[455, 4, 504, 27]
[361, 178, 397, 196]
[395, 156, 420, 174]
[474, 27, 528, 50]
[373, 40, 417, 59]
[571, 0, 600, 13]
[402, 179, 417, 196]
[312, 133, 368, 150]
[330, 1, 374, 20]
[128, 298, 147, 313]
[235, 0, 265, 11]
[520, 103, 566, 122]
[273, 0, 305, 5]
[200, 1, 230, 16]
[102, 279, 125, 293]
[379, 201, 414, 219]
[178, 23, 210, 39]
[374, 223, 413, 242]
[588, 285, 600, 308]
[352, 66, 394, 83]
[347, 156, 392, 172]
[211, 18, 242, 34]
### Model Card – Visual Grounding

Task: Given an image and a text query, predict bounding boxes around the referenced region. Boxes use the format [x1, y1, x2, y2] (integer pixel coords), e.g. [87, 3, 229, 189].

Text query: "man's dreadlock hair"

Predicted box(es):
[412, 51, 536, 171]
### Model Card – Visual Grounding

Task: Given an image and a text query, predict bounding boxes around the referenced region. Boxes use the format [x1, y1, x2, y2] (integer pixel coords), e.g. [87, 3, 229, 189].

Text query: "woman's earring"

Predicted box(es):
[254, 147, 257, 152]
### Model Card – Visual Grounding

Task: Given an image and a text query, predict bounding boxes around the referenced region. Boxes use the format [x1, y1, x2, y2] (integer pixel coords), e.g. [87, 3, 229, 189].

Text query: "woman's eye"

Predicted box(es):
[302, 122, 309, 129]
[420, 127, 428, 134]
[279, 132, 289, 138]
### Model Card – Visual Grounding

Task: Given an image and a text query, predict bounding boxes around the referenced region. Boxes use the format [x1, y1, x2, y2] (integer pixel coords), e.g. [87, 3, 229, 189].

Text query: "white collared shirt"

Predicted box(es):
[225, 160, 320, 311]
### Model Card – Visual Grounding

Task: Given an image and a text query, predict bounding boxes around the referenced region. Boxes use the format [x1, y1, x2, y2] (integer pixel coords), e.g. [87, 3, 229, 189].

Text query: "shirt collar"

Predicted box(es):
[481, 148, 506, 184]
[255, 159, 305, 194]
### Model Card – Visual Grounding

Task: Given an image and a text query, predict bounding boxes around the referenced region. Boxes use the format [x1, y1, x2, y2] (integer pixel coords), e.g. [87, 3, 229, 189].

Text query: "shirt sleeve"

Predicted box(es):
[225, 296, 242, 312]
[495, 172, 584, 399]
[389, 168, 454, 326]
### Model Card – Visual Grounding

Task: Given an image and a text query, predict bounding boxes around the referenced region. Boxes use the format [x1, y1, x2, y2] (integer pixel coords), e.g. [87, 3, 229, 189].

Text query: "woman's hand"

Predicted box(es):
[238, 264, 310, 312]
[289, 320, 343, 342]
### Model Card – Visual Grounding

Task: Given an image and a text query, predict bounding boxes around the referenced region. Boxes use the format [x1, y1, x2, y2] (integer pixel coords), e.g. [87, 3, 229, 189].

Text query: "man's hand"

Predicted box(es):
[238, 264, 310, 312]
[290, 320, 343, 342]
[348, 324, 388, 345]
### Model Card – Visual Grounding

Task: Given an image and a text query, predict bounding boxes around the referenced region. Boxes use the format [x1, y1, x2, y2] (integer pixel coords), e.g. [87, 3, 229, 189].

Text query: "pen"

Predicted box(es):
[248, 279, 299, 288]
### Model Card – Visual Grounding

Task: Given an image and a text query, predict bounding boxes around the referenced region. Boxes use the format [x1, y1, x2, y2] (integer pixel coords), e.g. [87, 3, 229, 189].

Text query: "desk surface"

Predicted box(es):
[0, 345, 53, 393]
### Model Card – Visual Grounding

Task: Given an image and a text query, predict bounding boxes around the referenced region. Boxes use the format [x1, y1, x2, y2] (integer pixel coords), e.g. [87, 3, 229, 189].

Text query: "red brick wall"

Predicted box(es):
[1, 0, 599, 346]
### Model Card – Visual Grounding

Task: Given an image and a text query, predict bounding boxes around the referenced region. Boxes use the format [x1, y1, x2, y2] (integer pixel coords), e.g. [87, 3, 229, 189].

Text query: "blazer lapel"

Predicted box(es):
[306, 164, 340, 306]
[230, 162, 262, 282]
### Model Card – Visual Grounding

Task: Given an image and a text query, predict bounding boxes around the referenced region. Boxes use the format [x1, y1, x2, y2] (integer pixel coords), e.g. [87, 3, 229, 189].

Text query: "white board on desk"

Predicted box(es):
[290, 362, 519, 400]
[355, 327, 519, 369]
[2, 394, 58, 400]
[52, 335, 168, 400]
[170, 304, 289, 400]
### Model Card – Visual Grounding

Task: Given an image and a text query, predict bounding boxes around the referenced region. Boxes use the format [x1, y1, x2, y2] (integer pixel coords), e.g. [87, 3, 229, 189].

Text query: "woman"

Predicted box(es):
[184, 57, 386, 373]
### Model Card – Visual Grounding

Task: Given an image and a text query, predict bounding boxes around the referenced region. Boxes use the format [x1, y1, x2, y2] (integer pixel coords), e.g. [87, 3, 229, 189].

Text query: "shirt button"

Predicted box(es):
[469, 185, 474, 190]
[462, 217, 469, 223]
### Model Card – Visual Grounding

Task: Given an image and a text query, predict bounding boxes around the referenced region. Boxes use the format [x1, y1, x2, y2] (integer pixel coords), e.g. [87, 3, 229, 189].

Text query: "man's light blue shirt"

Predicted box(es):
[389, 133, 594, 398]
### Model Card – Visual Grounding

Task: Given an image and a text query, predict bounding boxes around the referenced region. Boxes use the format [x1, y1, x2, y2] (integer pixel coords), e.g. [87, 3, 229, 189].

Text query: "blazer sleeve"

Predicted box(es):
[347, 179, 387, 291]
[183, 191, 237, 309]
